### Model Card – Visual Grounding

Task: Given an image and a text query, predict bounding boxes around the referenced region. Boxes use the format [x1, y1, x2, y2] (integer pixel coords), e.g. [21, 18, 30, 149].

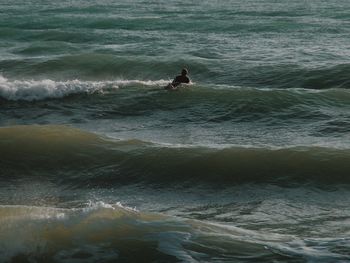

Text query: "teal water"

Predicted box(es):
[1, 0, 350, 262]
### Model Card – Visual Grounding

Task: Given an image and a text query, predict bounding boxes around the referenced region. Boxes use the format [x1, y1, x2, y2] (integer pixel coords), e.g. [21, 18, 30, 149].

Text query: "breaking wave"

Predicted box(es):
[0, 75, 167, 101]
[1, 202, 347, 262]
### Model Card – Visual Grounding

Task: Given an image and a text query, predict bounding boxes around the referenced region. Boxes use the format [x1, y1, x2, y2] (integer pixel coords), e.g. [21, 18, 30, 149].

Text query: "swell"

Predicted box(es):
[239, 63, 350, 90]
[1, 55, 350, 90]
[1, 125, 349, 186]
[1, 74, 350, 104]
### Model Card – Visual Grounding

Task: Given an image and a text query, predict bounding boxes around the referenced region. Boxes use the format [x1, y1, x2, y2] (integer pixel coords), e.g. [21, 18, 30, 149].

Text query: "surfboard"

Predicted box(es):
[164, 83, 177, 90]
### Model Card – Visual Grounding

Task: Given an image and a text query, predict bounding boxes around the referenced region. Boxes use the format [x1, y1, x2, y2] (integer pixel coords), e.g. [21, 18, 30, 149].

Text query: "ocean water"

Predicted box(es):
[1, 0, 350, 262]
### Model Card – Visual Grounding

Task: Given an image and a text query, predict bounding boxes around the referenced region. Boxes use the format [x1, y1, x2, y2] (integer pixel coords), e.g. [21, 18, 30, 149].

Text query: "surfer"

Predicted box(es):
[165, 68, 190, 90]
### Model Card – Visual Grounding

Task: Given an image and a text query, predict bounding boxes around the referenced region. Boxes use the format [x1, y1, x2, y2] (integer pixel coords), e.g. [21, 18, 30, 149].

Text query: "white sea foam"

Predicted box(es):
[0, 75, 168, 101]
[84, 200, 139, 213]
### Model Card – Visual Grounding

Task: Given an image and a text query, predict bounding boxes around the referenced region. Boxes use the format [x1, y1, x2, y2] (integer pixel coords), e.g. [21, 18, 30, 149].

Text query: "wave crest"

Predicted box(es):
[0, 75, 168, 101]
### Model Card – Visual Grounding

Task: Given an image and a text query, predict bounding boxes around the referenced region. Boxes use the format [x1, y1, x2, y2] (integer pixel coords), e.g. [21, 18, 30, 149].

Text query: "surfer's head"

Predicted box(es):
[181, 68, 188, 76]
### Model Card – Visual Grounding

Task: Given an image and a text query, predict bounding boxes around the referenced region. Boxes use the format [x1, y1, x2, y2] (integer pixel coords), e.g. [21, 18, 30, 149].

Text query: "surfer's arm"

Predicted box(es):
[171, 77, 180, 87]
[171, 76, 179, 84]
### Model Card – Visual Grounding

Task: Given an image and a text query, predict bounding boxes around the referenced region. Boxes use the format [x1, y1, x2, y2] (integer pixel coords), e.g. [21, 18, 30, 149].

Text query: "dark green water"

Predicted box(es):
[1, 0, 350, 262]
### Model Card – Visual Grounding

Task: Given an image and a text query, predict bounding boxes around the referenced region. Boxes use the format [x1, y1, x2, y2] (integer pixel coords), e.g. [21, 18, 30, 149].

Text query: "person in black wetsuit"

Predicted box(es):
[171, 68, 190, 87]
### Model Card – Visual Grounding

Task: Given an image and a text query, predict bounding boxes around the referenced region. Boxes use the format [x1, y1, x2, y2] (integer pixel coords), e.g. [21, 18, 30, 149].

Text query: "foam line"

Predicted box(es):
[0, 75, 168, 101]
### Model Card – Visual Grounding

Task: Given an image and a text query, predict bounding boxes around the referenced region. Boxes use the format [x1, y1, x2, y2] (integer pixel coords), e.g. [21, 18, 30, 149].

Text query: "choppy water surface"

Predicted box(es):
[1, 0, 350, 262]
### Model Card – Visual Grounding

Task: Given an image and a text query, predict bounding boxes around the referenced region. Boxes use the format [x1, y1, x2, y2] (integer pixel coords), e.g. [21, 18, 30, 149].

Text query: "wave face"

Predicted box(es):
[1, 56, 350, 90]
[1, 80, 349, 150]
[1, 125, 349, 187]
